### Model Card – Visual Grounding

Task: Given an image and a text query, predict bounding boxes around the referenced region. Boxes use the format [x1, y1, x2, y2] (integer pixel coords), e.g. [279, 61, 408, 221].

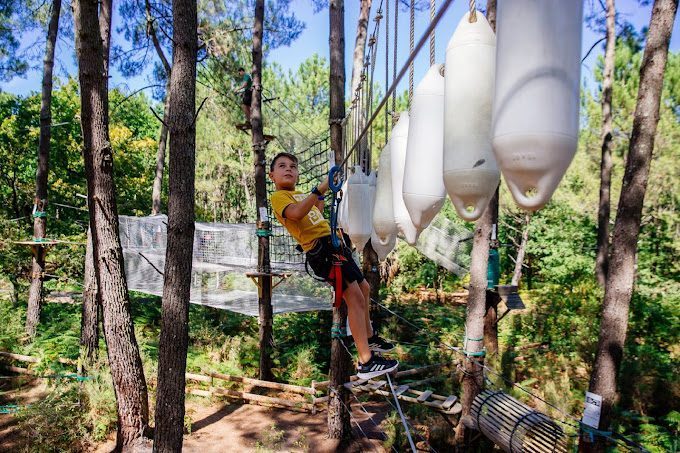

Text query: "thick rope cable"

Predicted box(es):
[392, 0, 398, 127]
[429, 0, 436, 65]
[409, 0, 415, 107]
[468, 0, 477, 23]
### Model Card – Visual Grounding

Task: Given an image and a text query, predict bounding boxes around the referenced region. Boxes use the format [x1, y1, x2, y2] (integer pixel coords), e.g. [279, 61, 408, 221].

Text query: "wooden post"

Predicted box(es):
[327, 0, 352, 442]
[251, 0, 274, 382]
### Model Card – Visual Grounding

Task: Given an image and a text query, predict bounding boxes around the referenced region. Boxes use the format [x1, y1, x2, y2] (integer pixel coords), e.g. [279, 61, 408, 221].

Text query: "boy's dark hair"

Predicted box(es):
[270, 152, 298, 171]
[237, 67, 245, 72]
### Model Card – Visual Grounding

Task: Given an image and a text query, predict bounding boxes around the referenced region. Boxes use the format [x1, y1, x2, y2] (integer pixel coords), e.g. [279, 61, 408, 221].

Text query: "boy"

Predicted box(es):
[234, 67, 253, 123]
[269, 152, 398, 380]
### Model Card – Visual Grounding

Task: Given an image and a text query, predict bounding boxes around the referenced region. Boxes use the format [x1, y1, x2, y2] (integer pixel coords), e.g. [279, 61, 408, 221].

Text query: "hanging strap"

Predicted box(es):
[429, 0, 436, 66]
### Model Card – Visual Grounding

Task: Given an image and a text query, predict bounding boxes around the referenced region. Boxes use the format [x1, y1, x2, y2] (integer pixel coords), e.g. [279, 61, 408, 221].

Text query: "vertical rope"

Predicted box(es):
[409, 0, 415, 107]
[392, 0, 398, 126]
[385, 0, 390, 135]
[469, 0, 477, 23]
[429, 0, 435, 66]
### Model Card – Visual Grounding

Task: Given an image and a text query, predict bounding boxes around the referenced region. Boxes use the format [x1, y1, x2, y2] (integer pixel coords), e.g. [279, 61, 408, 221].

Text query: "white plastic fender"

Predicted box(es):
[346, 166, 372, 252]
[492, 0, 583, 211]
[443, 12, 499, 222]
[390, 112, 419, 245]
[403, 63, 447, 229]
[368, 170, 377, 218]
[371, 228, 396, 261]
[372, 141, 397, 244]
[337, 179, 349, 231]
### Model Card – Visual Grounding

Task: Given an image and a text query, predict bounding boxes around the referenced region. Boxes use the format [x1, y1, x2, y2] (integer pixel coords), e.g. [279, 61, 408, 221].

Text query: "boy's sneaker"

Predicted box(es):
[368, 334, 395, 353]
[357, 354, 399, 380]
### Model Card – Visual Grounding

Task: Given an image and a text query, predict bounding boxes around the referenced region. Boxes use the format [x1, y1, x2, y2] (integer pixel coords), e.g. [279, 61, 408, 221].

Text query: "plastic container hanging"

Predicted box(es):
[403, 63, 447, 229]
[443, 11, 499, 222]
[492, 0, 583, 211]
[345, 166, 372, 252]
[390, 112, 419, 245]
[371, 228, 396, 261]
[372, 141, 397, 245]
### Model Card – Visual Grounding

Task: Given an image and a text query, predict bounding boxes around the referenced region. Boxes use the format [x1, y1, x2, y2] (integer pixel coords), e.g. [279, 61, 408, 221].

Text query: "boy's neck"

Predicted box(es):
[276, 184, 296, 191]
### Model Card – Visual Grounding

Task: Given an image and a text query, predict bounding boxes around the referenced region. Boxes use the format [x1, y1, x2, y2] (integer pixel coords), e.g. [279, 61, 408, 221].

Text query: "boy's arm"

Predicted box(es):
[282, 178, 329, 221]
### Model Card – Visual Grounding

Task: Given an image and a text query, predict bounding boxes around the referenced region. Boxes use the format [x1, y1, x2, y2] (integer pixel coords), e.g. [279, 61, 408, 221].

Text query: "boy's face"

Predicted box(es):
[269, 156, 299, 190]
[238, 69, 244, 77]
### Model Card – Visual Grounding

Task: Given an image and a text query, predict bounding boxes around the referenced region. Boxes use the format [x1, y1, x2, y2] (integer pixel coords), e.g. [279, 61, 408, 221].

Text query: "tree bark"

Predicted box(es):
[328, 0, 352, 442]
[455, 208, 491, 445]
[511, 214, 530, 287]
[250, 0, 274, 383]
[80, 0, 111, 369]
[80, 227, 100, 365]
[153, 0, 197, 449]
[147, 0, 172, 216]
[581, 1, 677, 451]
[350, 0, 372, 97]
[595, 0, 616, 287]
[25, 0, 61, 339]
[74, 0, 150, 448]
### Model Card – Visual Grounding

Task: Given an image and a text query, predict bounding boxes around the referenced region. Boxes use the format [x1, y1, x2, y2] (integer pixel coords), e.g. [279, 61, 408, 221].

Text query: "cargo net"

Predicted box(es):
[470, 390, 568, 453]
[119, 214, 331, 317]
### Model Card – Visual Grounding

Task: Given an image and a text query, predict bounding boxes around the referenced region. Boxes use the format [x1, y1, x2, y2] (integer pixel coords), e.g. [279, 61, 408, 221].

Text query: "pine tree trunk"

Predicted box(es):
[248, 0, 274, 383]
[595, 0, 617, 287]
[153, 0, 197, 449]
[362, 241, 382, 330]
[328, 0, 352, 441]
[350, 0, 372, 97]
[147, 0, 172, 216]
[455, 211, 491, 445]
[25, 0, 61, 339]
[581, 1, 677, 451]
[80, 227, 100, 365]
[482, 0, 499, 361]
[511, 214, 530, 287]
[74, 0, 150, 448]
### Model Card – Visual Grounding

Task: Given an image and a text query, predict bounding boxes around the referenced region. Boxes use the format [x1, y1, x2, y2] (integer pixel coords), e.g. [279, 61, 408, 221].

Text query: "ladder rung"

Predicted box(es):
[394, 385, 410, 396]
[416, 390, 433, 402]
[441, 395, 458, 410]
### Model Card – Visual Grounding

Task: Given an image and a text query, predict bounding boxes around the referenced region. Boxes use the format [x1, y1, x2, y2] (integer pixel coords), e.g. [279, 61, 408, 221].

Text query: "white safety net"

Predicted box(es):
[119, 215, 331, 317]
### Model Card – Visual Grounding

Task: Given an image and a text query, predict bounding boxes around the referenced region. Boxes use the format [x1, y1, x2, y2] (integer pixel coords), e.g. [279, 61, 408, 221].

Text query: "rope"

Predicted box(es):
[343, 0, 455, 168]
[429, 0, 436, 66]
[385, 0, 390, 136]
[409, 0, 415, 107]
[392, 0, 398, 127]
[468, 0, 477, 23]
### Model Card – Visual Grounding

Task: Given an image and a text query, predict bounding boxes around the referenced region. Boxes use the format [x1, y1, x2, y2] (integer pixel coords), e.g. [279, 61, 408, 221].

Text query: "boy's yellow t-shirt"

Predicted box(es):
[271, 190, 330, 251]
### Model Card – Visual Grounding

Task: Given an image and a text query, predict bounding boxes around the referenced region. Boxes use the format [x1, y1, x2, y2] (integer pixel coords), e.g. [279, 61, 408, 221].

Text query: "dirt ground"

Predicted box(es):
[1, 377, 392, 452]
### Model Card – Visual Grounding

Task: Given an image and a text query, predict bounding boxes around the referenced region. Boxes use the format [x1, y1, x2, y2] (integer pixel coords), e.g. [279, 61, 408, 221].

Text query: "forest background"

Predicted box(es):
[0, 0, 677, 451]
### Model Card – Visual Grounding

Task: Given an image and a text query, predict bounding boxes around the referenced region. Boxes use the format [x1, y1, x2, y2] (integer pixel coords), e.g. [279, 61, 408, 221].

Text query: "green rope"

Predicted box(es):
[32, 211, 47, 218]
[331, 322, 347, 339]
[31, 237, 50, 243]
[466, 336, 483, 342]
[463, 349, 486, 358]
[0, 404, 21, 414]
[255, 229, 272, 237]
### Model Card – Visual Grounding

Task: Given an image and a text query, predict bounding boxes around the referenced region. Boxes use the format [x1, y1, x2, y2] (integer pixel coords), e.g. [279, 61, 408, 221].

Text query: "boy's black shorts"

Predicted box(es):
[242, 88, 252, 106]
[306, 235, 364, 290]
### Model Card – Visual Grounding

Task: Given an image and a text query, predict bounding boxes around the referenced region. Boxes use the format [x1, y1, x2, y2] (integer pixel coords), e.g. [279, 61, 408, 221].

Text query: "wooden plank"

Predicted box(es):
[188, 389, 212, 397]
[416, 390, 433, 402]
[186, 372, 212, 383]
[0, 352, 39, 363]
[207, 371, 315, 395]
[213, 387, 313, 412]
[368, 380, 386, 390]
[441, 395, 458, 410]
[394, 385, 410, 396]
[7, 365, 34, 375]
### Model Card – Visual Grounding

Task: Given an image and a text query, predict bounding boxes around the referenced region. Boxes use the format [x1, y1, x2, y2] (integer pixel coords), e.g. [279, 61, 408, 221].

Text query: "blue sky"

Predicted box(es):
[2, 0, 679, 99]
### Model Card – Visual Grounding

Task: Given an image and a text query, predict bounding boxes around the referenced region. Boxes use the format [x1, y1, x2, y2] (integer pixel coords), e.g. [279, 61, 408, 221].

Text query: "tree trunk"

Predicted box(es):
[147, 0, 172, 216]
[74, 0, 150, 448]
[455, 209, 491, 445]
[581, 1, 677, 451]
[80, 0, 111, 370]
[153, 0, 197, 449]
[25, 0, 61, 339]
[482, 0, 499, 362]
[595, 0, 616, 287]
[511, 214, 530, 287]
[362, 241, 382, 330]
[328, 0, 352, 441]
[80, 227, 100, 365]
[250, 0, 274, 383]
[350, 0, 372, 97]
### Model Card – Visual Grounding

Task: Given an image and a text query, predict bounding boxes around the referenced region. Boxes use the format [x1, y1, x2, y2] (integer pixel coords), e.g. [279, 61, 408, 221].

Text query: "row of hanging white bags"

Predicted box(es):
[345, 0, 583, 258]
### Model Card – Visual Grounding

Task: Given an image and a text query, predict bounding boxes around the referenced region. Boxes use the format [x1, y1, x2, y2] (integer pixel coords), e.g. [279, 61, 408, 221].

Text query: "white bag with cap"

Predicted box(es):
[346, 166, 372, 252]
[372, 142, 397, 244]
[390, 112, 419, 245]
